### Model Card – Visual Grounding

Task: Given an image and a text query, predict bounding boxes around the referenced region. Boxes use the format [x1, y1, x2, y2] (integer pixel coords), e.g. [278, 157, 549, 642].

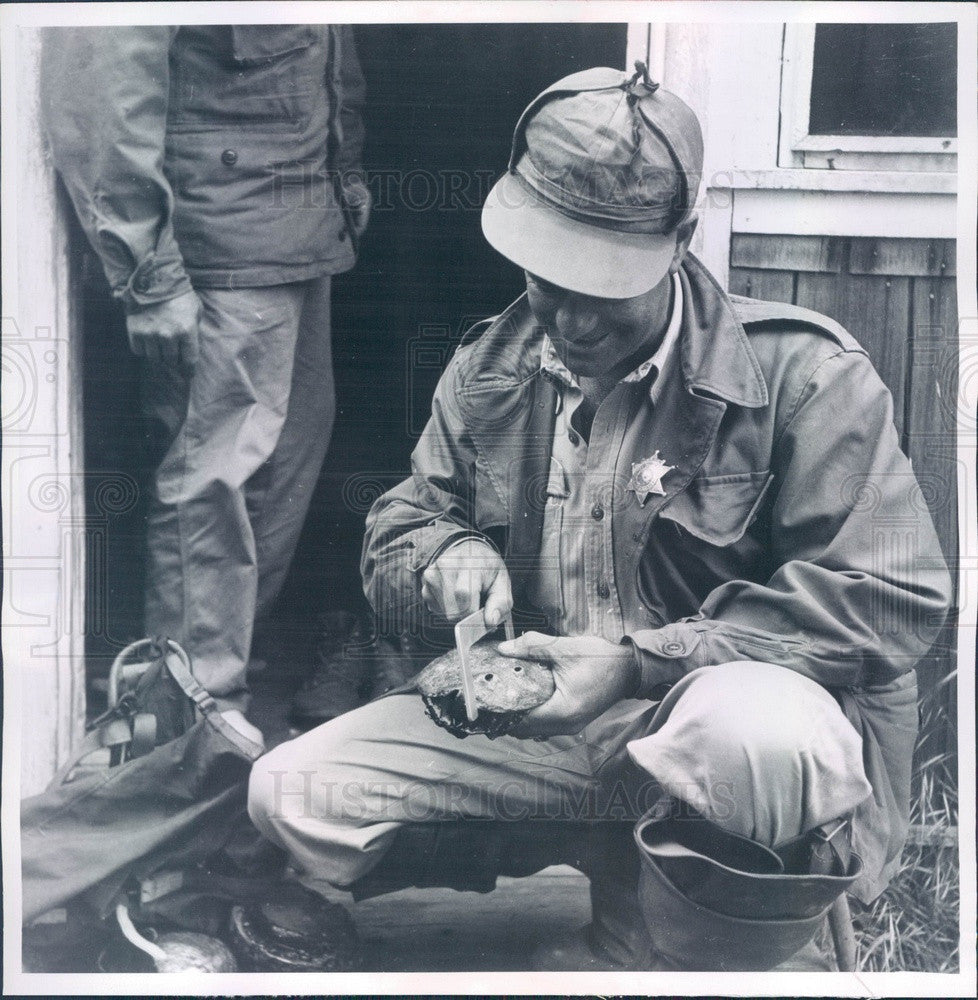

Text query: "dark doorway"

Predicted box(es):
[274, 24, 628, 635]
[80, 23, 628, 695]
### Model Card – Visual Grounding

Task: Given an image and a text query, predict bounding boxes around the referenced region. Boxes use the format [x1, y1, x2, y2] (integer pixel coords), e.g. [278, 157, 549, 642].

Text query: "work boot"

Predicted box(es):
[364, 629, 428, 700]
[531, 822, 656, 971]
[288, 611, 365, 730]
[530, 925, 659, 972]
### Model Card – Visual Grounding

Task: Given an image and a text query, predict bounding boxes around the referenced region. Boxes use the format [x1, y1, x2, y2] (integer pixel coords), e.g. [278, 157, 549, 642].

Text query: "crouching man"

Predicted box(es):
[249, 65, 951, 971]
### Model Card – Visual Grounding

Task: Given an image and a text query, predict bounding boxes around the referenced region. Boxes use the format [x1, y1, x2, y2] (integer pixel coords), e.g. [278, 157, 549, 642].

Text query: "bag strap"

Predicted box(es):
[156, 640, 219, 717]
[129, 713, 159, 760]
[53, 638, 213, 783]
[153, 638, 262, 757]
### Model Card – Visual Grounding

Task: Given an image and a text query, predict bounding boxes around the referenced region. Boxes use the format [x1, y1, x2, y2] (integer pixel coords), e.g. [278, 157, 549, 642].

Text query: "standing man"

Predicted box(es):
[249, 65, 951, 969]
[42, 26, 370, 736]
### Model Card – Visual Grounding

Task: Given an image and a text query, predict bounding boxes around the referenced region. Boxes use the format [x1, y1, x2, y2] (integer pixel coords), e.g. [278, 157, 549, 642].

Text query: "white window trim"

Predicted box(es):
[779, 24, 958, 171]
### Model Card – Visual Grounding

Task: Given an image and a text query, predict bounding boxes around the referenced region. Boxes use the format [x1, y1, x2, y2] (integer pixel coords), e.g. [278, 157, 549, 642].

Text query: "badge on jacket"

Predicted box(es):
[627, 451, 675, 506]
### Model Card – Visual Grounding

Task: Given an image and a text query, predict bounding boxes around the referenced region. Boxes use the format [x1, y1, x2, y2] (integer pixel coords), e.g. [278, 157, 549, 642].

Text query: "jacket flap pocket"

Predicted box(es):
[659, 471, 774, 545]
[474, 454, 509, 530]
[231, 26, 318, 63]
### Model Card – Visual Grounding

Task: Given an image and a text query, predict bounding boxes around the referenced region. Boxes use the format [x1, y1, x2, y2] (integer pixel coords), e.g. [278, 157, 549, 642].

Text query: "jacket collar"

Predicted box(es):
[678, 254, 768, 408]
[462, 254, 769, 410]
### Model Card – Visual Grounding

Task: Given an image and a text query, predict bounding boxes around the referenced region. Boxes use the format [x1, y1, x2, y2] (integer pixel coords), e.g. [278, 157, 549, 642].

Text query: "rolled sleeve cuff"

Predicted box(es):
[625, 622, 705, 697]
[117, 252, 194, 313]
[406, 527, 494, 575]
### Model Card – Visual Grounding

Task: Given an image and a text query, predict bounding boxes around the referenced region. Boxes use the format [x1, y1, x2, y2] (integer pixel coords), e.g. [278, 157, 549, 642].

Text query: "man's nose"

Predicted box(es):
[555, 297, 600, 342]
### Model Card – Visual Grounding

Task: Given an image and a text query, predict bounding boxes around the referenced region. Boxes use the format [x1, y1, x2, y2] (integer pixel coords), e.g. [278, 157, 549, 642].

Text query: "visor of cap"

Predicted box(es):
[481, 171, 678, 299]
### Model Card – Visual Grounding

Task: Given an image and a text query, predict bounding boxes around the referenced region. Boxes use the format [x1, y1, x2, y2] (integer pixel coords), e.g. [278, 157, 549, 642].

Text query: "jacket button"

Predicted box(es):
[591, 505, 604, 521]
[662, 641, 685, 656]
[338, 227, 348, 242]
[221, 149, 238, 166]
[133, 273, 150, 293]
[596, 580, 610, 599]
[567, 430, 580, 446]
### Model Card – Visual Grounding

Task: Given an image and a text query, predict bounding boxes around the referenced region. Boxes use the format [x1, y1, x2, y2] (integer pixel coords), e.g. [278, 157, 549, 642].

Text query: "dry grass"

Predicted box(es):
[850, 672, 959, 972]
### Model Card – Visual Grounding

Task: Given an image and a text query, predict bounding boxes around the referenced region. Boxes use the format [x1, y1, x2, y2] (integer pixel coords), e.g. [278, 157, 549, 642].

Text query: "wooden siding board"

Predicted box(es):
[850, 238, 956, 277]
[731, 234, 843, 273]
[795, 270, 843, 325]
[906, 276, 959, 581]
[728, 267, 795, 304]
[836, 273, 911, 435]
[907, 274, 958, 779]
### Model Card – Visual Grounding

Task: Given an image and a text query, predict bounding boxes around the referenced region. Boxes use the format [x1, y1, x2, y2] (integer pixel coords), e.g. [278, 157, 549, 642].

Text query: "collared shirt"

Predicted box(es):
[528, 273, 683, 638]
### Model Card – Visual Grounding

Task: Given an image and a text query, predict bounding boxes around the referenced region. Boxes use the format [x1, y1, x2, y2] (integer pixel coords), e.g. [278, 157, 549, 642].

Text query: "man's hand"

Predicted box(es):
[421, 539, 512, 626]
[126, 288, 202, 369]
[498, 632, 640, 738]
[342, 180, 372, 239]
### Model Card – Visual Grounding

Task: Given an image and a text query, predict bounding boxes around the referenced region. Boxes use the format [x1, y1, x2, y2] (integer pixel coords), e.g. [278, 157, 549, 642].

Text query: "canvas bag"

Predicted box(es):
[21, 638, 265, 924]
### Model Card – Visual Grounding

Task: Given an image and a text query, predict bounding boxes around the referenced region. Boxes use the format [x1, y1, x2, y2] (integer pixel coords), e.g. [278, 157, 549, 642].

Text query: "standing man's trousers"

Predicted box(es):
[141, 276, 335, 711]
[247, 660, 873, 887]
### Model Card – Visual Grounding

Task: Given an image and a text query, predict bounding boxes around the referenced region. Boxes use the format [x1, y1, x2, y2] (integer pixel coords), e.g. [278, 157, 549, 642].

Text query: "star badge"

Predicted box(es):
[627, 451, 675, 506]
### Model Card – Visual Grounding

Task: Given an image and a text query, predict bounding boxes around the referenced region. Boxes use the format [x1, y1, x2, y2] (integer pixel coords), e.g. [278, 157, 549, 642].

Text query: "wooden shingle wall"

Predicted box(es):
[729, 235, 959, 789]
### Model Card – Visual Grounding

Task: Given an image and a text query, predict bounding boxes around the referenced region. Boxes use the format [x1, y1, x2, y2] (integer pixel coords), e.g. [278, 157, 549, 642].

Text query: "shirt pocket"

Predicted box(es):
[658, 470, 774, 547]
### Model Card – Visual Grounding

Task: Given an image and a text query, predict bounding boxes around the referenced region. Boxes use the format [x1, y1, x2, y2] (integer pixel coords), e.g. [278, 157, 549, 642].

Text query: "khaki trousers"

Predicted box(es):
[141, 277, 335, 710]
[248, 660, 872, 887]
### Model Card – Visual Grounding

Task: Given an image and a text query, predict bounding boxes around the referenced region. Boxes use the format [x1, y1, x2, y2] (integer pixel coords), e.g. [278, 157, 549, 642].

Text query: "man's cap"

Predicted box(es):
[481, 64, 703, 299]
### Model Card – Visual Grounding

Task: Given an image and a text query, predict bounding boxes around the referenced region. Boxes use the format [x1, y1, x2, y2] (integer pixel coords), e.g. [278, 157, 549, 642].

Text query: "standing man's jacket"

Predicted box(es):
[41, 25, 365, 308]
[362, 254, 953, 902]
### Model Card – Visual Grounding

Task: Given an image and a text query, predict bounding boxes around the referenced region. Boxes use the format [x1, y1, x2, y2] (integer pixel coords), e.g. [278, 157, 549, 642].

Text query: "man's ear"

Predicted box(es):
[667, 214, 699, 274]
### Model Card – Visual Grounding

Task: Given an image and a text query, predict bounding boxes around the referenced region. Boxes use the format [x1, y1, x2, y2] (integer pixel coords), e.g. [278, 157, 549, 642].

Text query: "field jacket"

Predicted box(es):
[41, 25, 365, 308]
[362, 254, 952, 900]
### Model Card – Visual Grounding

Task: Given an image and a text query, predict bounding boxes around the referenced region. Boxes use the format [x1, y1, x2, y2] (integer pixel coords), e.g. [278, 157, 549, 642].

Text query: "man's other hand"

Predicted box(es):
[498, 632, 640, 738]
[343, 180, 372, 239]
[422, 539, 512, 626]
[126, 289, 202, 369]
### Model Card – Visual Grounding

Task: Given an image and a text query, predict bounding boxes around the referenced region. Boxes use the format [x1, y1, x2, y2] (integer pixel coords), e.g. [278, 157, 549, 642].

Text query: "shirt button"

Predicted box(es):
[221, 149, 238, 166]
[596, 581, 610, 599]
[591, 504, 604, 521]
[662, 641, 685, 656]
[567, 430, 580, 446]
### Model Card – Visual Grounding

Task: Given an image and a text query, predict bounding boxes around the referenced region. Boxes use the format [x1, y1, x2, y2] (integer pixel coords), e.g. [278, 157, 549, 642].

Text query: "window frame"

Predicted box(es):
[778, 24, 958, 172]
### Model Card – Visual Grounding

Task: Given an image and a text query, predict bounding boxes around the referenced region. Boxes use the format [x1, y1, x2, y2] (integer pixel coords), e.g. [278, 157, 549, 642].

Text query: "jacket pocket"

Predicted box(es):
[473, 454, 509, 531]
[169, 26, 320, 131]
[230, 26, 319, 63]
[658, 471, 774, 546]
